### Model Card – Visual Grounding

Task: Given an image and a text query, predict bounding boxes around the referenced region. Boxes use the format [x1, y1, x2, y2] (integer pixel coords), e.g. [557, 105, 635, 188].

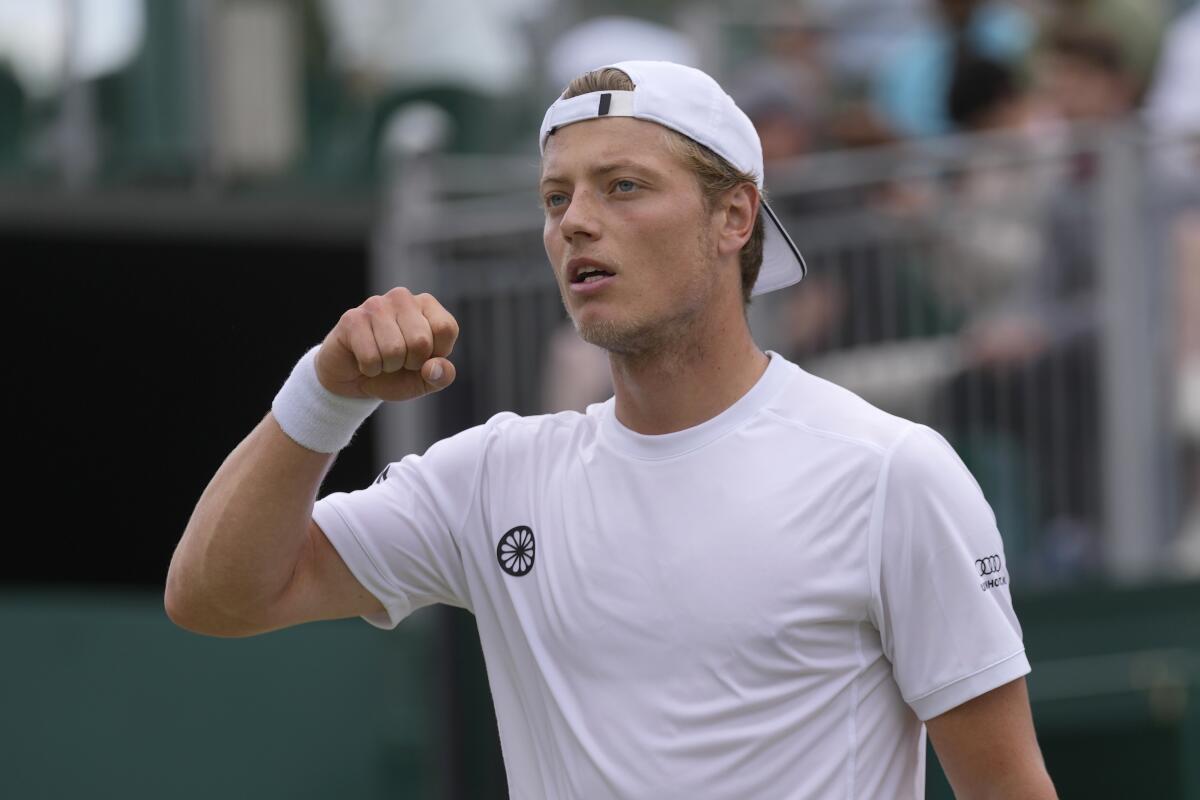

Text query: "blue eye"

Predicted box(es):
[545, 193, 568, 209]
[615, 180, 637, 193]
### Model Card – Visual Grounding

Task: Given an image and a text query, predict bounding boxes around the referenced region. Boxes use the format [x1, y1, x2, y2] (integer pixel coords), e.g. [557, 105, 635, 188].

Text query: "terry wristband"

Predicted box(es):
[271, 346, 381, 453]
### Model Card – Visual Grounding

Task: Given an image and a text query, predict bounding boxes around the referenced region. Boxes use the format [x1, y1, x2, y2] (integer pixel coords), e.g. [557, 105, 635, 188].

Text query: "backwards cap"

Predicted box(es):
[539, 60, 806, 296]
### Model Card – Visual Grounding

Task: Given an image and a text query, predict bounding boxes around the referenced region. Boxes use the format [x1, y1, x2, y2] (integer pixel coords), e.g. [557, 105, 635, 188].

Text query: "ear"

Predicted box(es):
[715, 183, 759, 258]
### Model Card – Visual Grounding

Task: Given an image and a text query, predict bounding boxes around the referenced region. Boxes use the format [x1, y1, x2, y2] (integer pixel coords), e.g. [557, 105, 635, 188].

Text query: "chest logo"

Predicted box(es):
[497, 525, 536, 577]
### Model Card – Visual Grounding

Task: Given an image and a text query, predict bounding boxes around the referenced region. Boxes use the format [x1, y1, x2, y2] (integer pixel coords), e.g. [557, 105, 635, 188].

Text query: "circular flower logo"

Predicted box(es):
[496, 525, 535, 577]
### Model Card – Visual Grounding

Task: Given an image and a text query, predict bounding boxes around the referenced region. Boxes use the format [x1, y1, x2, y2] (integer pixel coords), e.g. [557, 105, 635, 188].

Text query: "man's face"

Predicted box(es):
[540, 117, 726, 355]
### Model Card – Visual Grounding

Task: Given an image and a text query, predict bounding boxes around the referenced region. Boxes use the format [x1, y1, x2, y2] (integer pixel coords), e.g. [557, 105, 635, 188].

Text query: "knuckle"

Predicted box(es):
[408, 334, 432, 355]
[387, 286, 414, 303]
[382, 346, 407, 367]
[347, 309, 372, 332]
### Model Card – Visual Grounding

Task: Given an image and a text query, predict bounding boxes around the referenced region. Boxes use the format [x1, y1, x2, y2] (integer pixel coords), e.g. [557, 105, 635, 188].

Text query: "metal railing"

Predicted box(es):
[372, 121, 1200, 588]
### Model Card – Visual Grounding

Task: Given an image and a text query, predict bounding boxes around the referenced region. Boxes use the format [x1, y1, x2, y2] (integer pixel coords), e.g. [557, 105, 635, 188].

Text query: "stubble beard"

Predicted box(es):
[572, 307, 691, 357]
[566, 228, 719, 361]
[556, 197, 730, 366]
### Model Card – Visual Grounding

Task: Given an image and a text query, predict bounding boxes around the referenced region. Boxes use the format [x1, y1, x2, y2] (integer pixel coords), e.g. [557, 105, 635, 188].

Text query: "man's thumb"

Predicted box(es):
[422, 358, 455, 390]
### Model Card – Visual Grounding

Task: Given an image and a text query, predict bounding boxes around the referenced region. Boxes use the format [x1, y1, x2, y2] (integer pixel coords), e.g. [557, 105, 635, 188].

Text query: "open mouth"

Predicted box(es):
[572, 267, 615, 284]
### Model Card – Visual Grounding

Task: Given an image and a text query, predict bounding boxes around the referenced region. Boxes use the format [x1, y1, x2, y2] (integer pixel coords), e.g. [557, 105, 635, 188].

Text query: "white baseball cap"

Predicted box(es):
[539, 60, 806, 296]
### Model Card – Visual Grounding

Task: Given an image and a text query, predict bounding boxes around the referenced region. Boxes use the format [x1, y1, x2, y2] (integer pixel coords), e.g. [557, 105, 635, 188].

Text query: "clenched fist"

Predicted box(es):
[315, 287, 459, 402]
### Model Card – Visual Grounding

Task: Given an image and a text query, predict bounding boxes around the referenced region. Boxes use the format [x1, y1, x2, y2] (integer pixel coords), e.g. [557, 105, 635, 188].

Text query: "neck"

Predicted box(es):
[607, 309, 768, 435]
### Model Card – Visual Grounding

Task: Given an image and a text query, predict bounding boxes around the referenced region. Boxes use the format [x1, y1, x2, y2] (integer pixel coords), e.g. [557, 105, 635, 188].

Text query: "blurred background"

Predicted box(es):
[1, 0, 1198, 797]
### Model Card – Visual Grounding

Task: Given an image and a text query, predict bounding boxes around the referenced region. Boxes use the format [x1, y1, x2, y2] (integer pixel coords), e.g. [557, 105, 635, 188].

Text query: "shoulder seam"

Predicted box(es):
[491, 410, 584, 436]
[864, 424, 924, 632]
[760, 408, 897, 455]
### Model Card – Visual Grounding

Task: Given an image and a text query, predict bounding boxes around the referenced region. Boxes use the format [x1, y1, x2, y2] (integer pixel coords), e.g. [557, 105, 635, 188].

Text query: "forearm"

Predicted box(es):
[165, 412, 334, 635]
[950, 770, 1057, 800]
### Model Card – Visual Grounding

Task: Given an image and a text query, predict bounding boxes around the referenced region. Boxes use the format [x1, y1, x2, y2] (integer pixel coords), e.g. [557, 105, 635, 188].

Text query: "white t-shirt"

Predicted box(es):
[313, 352, 1029, 799]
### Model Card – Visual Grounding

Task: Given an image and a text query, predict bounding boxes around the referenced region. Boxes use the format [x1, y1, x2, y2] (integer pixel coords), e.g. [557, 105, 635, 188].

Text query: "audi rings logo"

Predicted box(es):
[976, 554, 1003, 577]
[497, 525, 536, 577]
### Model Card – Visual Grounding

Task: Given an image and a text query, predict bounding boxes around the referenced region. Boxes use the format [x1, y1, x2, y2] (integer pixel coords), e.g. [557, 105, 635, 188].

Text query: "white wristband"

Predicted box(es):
[271, 346, 382, 453]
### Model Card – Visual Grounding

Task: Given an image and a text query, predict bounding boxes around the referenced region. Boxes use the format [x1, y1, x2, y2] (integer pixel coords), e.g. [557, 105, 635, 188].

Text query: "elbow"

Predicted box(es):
[164, 533, 220, 634]
[163, 577, 204, 633]
[163, 572, 215, 635]
[163, 568, 260, 638]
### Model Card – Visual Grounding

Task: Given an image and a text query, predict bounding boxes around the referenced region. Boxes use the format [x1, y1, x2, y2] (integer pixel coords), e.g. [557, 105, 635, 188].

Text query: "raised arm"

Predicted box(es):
[164, 288, 459, 637]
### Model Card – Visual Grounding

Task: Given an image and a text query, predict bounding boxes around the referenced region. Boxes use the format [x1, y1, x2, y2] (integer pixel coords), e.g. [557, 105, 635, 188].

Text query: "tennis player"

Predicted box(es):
[167, 61, 1057, 799]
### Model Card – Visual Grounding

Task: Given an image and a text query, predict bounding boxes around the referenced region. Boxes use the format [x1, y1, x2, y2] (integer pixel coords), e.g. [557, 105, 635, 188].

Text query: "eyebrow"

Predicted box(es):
[539, 160, 663, 188]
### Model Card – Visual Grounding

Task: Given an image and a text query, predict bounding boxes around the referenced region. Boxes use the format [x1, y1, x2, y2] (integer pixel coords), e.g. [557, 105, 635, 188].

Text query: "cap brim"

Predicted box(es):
[751, 199, 806, 296]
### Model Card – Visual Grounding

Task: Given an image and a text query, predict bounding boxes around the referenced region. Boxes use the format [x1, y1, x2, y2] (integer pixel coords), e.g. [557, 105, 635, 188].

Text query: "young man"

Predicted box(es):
[167, 62, 1056, 799]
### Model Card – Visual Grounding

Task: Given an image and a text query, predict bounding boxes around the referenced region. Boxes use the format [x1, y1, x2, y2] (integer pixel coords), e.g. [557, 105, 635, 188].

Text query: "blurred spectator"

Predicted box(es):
[1035, 22, 1137, 124]
[545, 17, 698, 94]
[1173, 213, 1200, 576]
[940, 22, 1144, 580]
[1179, 218, 1200, 438]
[937, 53, 1059, 318]
[1043, 0, 1168, 98]
[729, 10, 831, 160]
[946, 53, 1025, 132]
[1143, 4, 1200, 575]
[1144, 2, 1200, 178]
[966, 22, 1140, 359]
[806, 0, 929, 79]
[826, 52, 1057, 340]
[872, 0, 1035, 137]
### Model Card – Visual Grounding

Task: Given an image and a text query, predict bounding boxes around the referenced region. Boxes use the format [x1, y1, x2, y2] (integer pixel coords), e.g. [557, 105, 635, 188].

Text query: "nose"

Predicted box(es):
[559, 190, 601, 243]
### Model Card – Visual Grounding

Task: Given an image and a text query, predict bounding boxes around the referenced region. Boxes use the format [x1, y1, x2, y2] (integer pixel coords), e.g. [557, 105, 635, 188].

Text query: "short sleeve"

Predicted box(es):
[869, 425, 1030, 721]
[314, 412, 515, 630]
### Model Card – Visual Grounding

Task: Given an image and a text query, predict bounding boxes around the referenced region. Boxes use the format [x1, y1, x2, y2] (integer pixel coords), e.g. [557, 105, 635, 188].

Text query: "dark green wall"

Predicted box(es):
[928, 580, 1200, 799]
[0, 590, 442, 800]
[3, 582, 1197, 799]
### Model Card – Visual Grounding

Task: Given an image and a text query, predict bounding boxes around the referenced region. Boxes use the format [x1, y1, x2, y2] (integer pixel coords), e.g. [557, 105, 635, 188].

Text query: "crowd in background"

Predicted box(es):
[1, 1, 1196, 177]
[0, 0, 1196, 584]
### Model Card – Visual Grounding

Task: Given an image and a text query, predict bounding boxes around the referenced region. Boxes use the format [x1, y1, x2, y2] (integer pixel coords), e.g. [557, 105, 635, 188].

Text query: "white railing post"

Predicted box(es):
[1098, 122, 1167, 579]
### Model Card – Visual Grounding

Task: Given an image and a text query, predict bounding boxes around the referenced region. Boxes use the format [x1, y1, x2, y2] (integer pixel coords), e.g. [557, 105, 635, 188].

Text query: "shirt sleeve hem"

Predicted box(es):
[908, 649, 1032, 721]
[312, 500, 412, 630]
